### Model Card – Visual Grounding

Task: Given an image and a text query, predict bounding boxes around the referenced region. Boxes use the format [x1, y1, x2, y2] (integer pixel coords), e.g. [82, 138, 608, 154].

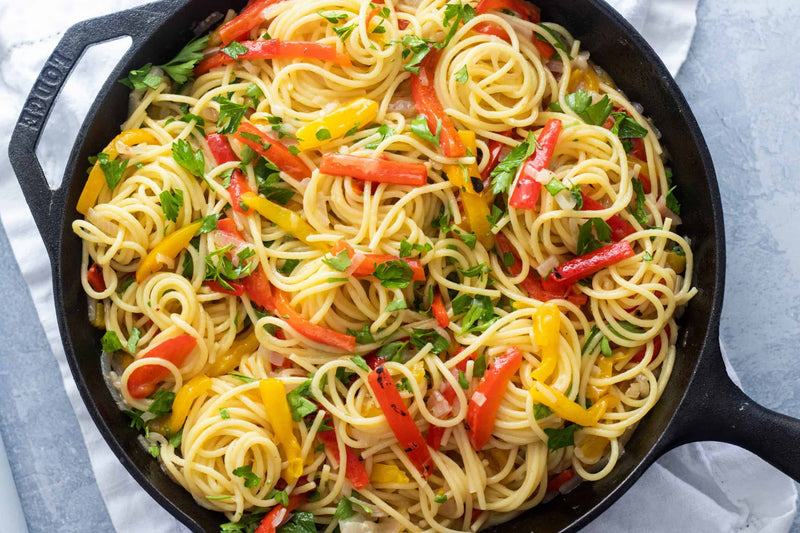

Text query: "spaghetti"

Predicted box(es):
[72, 0, 696, 531]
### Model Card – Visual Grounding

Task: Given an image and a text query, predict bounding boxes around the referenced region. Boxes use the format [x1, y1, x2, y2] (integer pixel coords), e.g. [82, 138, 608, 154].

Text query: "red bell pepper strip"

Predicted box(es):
[368, 366, 434, 478]
[207, 133, 254, 213]
[216, 217, 245, 239]
[466, 346, 523, 450]
[330, 241, 425, 282]
[254, 493, 307, 533]
[431, 290, 449, 328]
[426, 424, 446, 451]
[87, 263, 106, 292]
[242, 267, 277, 312]
[319, 153, 428, 187]
[127, 335, 198, 398]
[579, 193, 636, 242]
[475, 0, 540, 21]
[631, 327, 668, 363]
[218, 0, 288, 46]
[205, 280, 245, 296]
[508, 119, 561, 209]
[495, 233, 587, 305]
[234, 122, 311, 181]
[196, 40, 352, 75]
[542, 241, 635, 292]
[316, 424, 370, 489]
[274, 290, 356, 351]
[480, 132, 511, 181]
[532, 37, 556, 60]
[547, 468, 575, 492]
[410, 51, 466, 158]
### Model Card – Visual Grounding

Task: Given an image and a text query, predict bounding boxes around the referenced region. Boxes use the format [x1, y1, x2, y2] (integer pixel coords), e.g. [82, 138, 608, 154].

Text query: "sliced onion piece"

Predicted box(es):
[536, 255, 560, 278]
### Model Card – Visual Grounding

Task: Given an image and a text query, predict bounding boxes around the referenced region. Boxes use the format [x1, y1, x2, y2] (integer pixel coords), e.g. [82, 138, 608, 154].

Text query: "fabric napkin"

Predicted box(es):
[0, 0, 796, 532]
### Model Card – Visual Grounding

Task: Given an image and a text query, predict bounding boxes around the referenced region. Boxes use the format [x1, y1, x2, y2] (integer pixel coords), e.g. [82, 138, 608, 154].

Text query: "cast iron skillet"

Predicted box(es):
[8, 0, 800, 531]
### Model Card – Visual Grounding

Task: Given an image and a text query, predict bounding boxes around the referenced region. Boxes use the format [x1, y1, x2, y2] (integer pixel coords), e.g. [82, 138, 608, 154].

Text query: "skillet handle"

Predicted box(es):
[666, 338, 800, 481]
[7, 1, 180, 256]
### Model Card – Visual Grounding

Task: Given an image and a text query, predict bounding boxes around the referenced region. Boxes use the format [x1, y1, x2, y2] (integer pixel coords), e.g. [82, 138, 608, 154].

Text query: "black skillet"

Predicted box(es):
[8, 0, 800, 531]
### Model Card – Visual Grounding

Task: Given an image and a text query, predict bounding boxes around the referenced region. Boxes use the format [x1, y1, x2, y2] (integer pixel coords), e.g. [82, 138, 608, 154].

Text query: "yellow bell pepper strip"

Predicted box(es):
[167, 374, 213, 435]
[240, 192, 326, 251]
[77, 129, 157, 215]
[529, 382, 616, 426]
[206, 329, 259, 377]
[371, 463, 410, 484]
[443, 131, 494, 247]
[296, 98, 378, 151]
[530, 303, 560, 382]
[136, 220, 203, 283]
[259, 378, 304, 482]
[579, 435, 609, 461]
[587, 355, 614, 401]
[567, 68, 601, 93]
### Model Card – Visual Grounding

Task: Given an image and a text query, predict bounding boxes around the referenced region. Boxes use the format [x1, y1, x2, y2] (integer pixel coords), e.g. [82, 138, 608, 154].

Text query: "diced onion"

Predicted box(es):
[555, 190, 577, 210]
[346, 252, 367, 276]
[271, 508, 287, 527]
[388, 98, 417, 117]
[534, 168, 555, 184]
[427, 391, 451, 418]
[268, 350, 285, 367]
[471, 391, 486, 407]
[656, 196, 683, 226]
[546, 59, 564, 74]
[536, 256, 560, 278]
[573, 51, 590, 71]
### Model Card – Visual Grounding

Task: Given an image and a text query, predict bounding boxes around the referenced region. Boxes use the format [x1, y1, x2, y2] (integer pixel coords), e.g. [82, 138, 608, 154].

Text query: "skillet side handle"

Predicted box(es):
[668, 340, 800, 482]
[6, 1, 178, 256]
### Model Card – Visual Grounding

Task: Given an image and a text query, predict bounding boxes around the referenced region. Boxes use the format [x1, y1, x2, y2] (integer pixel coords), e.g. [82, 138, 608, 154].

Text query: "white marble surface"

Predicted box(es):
[0, 0, 799, 531]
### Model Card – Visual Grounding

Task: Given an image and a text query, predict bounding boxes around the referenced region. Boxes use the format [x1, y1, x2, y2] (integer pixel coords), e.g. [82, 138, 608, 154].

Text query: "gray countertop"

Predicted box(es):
[1, 0, 799, 531]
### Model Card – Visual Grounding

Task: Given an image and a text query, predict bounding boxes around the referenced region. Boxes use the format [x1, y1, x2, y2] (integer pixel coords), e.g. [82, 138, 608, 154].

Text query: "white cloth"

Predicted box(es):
[0, 0, 795, 532]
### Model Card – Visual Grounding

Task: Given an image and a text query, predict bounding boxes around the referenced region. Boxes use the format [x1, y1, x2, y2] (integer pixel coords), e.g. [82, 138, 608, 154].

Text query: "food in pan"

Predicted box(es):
[72, 0, 695, 530]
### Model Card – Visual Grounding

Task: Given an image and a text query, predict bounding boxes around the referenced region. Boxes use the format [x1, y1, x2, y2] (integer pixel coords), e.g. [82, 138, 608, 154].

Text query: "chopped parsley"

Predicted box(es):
[232, 465, 261, 488]
[373, 260, 414, 289]
[455, 64, 469, 84]
[212, 95, 248, 134]
[490, 131, 537, 195]
[221, 40, 248, 60]
[172, 139, 205, 177]
[96, 152, 128, 189]
[410, 115, 441, 145]
[543, 424, 580, 450]
[159, 189, 184, 222]
[322, 249, 351, 272]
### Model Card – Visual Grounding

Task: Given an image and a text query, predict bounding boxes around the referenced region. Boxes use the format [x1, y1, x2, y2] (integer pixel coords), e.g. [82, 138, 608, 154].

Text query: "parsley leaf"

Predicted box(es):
[212, 95, 248, 135]
[351, 355, 371, 372]
[287, 380, 318, 421]
[458, 295, 496, 334]
[254, 156, 295, 205]
[322, 249, 351, 272]
[544, 178, 568, 197]
[101, 330, 123, 353]
[455, 64, 469, 84]
[317, 9, 350, 23]
[147, 389, 175, 417]
[458, 370, 469, 389]
[399, 35, 434, 75]
[119, 63, 162, 90]
[96, 152, 128, 189]
[565, 90, 613, 126]
[440, 1, 476, 49]
[399, 238, 432, 258]
[269, 489, 290, 507]
[365, 124, 395, 149]
[410, 115, 442, 145]
[576, 218, 612, 256]
[232, 465, 261, 488]
[473, 354, 487, 378]
[533, 403, 552, 420]
[377, 340, 408, 362]
[333, 23, 356, 41]
[457, 231, 477, 249]
[172, 139, 205, 177]
[611, 112, 649, 139]
[279, 258, 300, 275]
[373, 260, 414, 288]
[278, 511, 316, 533]
[159, 189, 184, 222]
[544, 425, 580, 450]
[197, 213, 221, 234]
[222, 40, 249, 60]
[386, 299, 407, 312]
[408, 328, 450, 354]
[458, 262, 490, 279]
[490, 131, 537, 195]
[159, 35, 209, 84]
[246, 84, 264, 108]
[220, 407, 230, 419]
[126, 326, 142, 354]
[629, 177, 648, 225]
[316, 128, 332, 141]
[535, 26, 572, 60]
[347, 325, 375, 344]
